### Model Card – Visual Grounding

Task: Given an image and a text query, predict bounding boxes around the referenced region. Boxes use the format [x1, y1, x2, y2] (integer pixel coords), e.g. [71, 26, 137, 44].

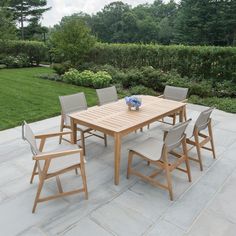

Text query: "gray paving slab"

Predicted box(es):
[0, 104, 235, 235]
[146, 219, 185, 236]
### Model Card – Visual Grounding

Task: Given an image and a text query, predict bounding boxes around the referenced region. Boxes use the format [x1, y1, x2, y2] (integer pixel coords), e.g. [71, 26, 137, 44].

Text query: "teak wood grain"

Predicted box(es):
[69, 95, 186, 185]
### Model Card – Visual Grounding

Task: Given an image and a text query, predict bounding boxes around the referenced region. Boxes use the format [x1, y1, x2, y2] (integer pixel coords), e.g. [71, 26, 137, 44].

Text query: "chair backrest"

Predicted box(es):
[195, 107, 214, 131]
[164, 119, 191, 151]
[163, 86, 188, 102]
[96, 86, 118, 106]
[22, 121, 39, 155]
[59, 92, 87, 116]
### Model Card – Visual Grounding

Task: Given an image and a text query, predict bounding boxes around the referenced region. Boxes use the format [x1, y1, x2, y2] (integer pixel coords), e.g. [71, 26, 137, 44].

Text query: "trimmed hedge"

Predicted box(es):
[0, 40, 47, 65]
[86, 43, 236, 82]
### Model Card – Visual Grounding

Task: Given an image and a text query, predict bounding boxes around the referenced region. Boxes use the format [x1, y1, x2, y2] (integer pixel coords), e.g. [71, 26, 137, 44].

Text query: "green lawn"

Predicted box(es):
[0, 67, 97, 130]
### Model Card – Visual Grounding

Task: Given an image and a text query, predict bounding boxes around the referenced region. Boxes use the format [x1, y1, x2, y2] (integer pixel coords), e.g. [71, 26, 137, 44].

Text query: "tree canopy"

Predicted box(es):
[79, 0, 236, 46]
[7, 0, 51, 39]
[50, 14, 96, 65]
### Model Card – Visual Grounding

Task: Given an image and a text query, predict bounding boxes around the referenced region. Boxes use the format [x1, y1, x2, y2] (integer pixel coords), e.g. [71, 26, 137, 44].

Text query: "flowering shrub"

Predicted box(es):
[1, 54, 30, 68]
[61, 69, 112, 88]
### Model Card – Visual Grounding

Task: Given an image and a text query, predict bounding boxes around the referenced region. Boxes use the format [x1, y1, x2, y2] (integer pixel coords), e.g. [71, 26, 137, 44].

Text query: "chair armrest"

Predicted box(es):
[35, 131, 72, 139]
[33, 148, 83, 160]
[158, 94, 164, 98]
[181, 99, 188, 103]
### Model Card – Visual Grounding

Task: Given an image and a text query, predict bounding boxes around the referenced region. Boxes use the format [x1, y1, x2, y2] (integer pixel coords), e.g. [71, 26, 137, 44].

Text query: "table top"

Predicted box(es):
[69, 95, 185, 135]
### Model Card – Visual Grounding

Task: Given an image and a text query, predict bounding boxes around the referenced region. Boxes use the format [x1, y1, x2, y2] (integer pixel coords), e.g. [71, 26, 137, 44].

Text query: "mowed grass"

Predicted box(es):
[0, 67, 97, 130]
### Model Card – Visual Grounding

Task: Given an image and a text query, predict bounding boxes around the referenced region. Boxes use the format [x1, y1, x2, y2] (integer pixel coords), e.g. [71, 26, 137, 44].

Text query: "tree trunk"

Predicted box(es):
[20, 1, 24, 40]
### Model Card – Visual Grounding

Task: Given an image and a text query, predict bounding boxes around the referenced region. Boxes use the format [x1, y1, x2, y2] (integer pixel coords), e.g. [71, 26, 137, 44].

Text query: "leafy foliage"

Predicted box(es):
[49, 14, 96, 66]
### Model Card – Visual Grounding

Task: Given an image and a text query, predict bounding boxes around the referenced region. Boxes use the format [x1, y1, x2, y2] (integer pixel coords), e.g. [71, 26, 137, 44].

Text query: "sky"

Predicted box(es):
[41, 0, 171, 27]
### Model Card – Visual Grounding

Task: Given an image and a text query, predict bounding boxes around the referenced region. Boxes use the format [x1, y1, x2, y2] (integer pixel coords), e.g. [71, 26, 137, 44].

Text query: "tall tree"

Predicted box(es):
[0, 0, 17, 40]
[50, 14, 96, 65]
[8, 0, 50, 39]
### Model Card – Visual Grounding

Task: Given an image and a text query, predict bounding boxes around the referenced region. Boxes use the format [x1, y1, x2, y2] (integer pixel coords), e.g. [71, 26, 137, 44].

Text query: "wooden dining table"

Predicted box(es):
[69, 95, 186, 185]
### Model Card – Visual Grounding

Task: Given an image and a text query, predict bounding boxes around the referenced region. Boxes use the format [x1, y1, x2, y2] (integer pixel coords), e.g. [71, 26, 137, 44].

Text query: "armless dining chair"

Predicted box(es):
[185, 107, 216, 171]
[96, 86, 118, 106]
[127, 119, 192, 200]
[159, 85, 188, 125]
[59, 92, 107, 155]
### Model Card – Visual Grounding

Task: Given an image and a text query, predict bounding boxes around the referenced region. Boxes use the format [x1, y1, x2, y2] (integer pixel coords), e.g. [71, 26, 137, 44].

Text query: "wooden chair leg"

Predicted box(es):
[194, 132, 203, 171]
[208, 123, 216, 159]
[32, 177, 45, 213]
[80, 131, 86, 156]
[56, 176, 63, 193]
[75, 168, 78, 175]
[30, 161, 38, 184]
[173, 114, 176, 125]
[80, 156, 88, 200]
[104, 134, 107, 147]
[165, 166, 173, 201]
[59, 118, 64, 144]
[183, 140, 191, 182]
[127, 151, 133, 179]
[184, 107, 187, 121]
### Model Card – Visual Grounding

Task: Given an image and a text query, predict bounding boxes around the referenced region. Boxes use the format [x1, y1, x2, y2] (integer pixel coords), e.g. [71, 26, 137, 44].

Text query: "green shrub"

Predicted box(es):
[61, 69, 112, 88]
[0, 64, 7, 69]
[214, 81, 236, 97]
[129, 85, 157, 96]
[38, 73, 61, 81]
[0, 40, 47, 65]
[189, 95, 236, 113]
[52, 61, 72, 75]
[61, 68, 79, 84]
[93, 71, 112, 88]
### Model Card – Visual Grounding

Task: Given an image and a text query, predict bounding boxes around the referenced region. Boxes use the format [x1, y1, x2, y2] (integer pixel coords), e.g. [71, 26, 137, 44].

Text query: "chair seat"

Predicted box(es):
[129, 137, 163, 161]
[38, 144, 81, 173]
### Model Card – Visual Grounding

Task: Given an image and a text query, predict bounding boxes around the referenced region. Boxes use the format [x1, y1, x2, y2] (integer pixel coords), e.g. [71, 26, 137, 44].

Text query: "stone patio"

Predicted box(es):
[0, 103, 236, 236]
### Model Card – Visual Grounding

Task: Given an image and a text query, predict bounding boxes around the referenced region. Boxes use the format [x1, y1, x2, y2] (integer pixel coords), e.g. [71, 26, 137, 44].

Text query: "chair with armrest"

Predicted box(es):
[22, 121, 88, 213]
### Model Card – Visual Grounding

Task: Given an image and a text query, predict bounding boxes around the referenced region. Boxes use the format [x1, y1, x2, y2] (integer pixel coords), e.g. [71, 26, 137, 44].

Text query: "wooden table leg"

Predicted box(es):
[179, 106, 185, 122]
[70, 118, 77, 144]
[114, 133, 121, 185]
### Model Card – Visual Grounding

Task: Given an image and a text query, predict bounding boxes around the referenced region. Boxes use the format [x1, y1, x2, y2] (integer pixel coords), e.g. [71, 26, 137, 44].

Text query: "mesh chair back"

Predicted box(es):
[22, 121, 39, 155]
[59, 93, 87, 116]
[164, 86, 188, 101]
[195, 107, 214, 131]
[96, 86, 118, 105]
[164, 119, 191, 151]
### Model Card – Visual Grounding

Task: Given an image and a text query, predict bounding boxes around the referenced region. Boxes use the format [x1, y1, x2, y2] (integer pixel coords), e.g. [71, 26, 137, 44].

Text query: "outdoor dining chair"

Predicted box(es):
[127, 119, 192, 200]
[96, 86, 118, 106]
[22, 121, 88, 213]
[59, 92, 107, 155]
[185, 107, 216, 171]
[159, 85, 188, 124]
